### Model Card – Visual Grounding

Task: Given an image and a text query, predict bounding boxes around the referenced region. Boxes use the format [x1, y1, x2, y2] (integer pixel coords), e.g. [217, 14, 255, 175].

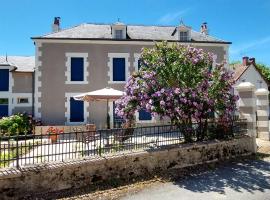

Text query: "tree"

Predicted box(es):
[115, 42, 238, 142]
[256, 63, 270, 83]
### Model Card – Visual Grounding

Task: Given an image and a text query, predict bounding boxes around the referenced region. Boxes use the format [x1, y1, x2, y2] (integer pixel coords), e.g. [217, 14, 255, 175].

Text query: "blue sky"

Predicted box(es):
[0, 0, 269, 65]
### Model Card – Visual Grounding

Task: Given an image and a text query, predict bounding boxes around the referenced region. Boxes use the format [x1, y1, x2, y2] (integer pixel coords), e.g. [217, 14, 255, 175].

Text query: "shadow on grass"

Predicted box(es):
[172, 159, 270, 194]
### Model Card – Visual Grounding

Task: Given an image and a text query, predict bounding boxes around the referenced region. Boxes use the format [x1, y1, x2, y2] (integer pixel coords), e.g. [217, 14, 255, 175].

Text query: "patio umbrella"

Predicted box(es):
[73, 87, 124, 129]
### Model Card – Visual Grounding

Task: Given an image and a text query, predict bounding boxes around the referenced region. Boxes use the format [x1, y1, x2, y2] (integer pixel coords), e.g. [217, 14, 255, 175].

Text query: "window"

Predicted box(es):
[108, 53, 129, 83]
[0, 69, 9, 91]
[180, 31, 188, 41]
[0, 98, 8, 105]
[115, 30, 123, 39]
[138, 59, 142, 70]
[65, 53, 88, 84]
[71, 57, 84, 81]
[0, 98, 8, 118]
[17, 98, 29, 104]
[70, 97, 84, 122]
[139, 109, 152, 121]
[113, 58, 126, 81]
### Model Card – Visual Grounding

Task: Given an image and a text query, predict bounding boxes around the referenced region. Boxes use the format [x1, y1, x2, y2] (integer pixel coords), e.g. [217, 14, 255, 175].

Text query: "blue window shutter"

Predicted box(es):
[113, 58, 125, 81]
[0, 105, 8, 118]
[0, 69, 9, 91]
[70, 97, 84, 122]
[138, 59, 141, 70]
[71, 57, 84, 81]
[139, 109, 152, 120]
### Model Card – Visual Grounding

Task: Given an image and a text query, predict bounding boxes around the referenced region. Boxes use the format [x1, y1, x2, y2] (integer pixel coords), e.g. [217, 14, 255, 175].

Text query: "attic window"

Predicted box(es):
[180, 31, 188, 41]
[112, 22, 126, 39]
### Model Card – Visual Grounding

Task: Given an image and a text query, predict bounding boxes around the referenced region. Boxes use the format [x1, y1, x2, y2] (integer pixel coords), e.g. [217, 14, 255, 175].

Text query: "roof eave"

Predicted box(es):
[31, 37, 232, 44]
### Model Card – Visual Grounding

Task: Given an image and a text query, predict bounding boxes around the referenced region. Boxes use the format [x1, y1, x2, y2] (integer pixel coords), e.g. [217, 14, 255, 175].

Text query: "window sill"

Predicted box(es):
[65, 121, 86, 125]
[136, 120, 156, 123]
[108, 81, 126, 84]
[65, 81, 88, 85]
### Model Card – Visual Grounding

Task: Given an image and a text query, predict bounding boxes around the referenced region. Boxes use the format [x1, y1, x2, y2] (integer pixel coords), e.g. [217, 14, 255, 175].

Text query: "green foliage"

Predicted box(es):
[256, 63, 270, 82]
[0, 113, 31, 136]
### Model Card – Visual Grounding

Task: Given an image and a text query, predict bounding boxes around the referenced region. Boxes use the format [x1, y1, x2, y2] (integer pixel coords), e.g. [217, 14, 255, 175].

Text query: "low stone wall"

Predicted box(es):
[0, 136, 254, 199]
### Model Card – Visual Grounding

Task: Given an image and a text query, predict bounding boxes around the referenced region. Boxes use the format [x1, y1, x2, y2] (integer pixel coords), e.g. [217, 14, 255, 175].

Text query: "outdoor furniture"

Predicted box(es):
[73, 87, 124, 129]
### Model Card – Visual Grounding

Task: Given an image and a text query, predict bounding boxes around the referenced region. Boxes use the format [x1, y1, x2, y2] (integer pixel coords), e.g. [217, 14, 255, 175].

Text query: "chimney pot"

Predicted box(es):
[249, 57, 256, 64]
[242, 56, 249, 66]
[200, 22, 208, 35]
[52, 17, 61, 32]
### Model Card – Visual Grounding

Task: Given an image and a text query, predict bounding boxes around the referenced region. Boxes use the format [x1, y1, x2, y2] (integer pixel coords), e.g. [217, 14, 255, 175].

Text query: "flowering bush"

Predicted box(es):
[115, 42, 238, 142]
[46, 127, 64, 135]
[46, 127, 64, 143]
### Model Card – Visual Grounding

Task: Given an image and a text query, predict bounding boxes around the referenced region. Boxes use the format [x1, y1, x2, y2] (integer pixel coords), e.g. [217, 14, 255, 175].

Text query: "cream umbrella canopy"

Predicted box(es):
[73, 87, 125, 129]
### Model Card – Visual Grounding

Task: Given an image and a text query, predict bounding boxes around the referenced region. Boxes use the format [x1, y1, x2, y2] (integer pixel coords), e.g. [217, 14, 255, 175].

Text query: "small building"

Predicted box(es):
[0, 56, 34, 118]
[232, 57, 269, 96]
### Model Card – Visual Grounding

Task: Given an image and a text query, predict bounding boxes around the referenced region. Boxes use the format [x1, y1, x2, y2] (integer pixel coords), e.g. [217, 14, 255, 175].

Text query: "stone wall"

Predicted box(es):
[0, 136, 254, 199]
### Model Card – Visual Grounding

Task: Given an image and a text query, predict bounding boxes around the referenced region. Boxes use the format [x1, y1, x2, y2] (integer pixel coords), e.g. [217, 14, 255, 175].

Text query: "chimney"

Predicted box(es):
[249, 57, 256, 65]
[200, 22, 208, 35]
[242, 56, 249, 66]
[52, 17, 61, 32]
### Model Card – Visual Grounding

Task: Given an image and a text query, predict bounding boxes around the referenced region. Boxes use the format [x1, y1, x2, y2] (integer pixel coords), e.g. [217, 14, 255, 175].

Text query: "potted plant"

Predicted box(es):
[46, 127, 63, 143]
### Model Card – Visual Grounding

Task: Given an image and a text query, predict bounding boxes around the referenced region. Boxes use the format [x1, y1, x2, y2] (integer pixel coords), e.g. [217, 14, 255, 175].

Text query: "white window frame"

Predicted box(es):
[178, 25, 191, 41]
[65, 93, 89, 125]
[112, 24, 126, 39]
[13, 93, 32, 107]
[108, 53, 130, 84]
[134, 53, 141, 72]
[17, 97, 29, 104]
[65, 53, 89, 84]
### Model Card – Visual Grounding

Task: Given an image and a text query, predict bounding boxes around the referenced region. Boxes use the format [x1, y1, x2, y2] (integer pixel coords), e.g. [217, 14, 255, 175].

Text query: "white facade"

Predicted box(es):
[234, 64, 268, 96]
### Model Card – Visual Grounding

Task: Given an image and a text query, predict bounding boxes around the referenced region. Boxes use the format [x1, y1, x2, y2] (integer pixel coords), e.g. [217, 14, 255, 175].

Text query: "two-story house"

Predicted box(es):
[31, 19, 231, 128]
[0, 56, 34, 118]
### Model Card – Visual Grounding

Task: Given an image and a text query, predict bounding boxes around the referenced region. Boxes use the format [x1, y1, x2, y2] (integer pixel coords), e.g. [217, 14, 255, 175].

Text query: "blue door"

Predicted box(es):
[70, 97, 84, 122]
[0, 98, 9, 118]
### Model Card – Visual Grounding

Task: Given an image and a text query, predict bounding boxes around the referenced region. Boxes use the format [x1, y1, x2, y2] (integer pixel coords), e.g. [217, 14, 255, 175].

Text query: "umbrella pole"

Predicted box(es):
[106, 99, 110, 129]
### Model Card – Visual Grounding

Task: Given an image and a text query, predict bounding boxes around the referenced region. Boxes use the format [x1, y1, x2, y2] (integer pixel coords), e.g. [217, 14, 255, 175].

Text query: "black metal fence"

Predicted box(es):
[0, 120, 247, 169]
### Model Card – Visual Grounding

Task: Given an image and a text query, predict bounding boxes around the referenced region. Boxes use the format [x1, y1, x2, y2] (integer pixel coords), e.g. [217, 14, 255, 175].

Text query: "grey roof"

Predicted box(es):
[33, 23, 229, 43]
[0, 56, 35, 72]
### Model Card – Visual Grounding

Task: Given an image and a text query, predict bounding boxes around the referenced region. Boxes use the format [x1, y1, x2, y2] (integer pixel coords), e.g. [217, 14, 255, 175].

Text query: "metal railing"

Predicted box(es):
[0, 120, 247, 169]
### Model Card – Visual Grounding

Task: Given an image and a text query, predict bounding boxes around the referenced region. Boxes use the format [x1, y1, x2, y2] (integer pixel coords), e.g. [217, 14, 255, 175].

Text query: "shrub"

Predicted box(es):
[115, 42, 238, 142]
[0, 113, 40, 136]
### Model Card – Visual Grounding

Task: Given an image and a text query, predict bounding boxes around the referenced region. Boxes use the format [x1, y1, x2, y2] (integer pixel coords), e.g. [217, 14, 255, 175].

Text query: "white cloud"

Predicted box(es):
[230, 36, 270, 56]
[158, 9, 190, 24]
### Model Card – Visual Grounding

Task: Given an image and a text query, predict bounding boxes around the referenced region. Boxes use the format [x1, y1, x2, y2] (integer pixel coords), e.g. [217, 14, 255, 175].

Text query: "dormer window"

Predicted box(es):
[180, 31, 188, 41]
[115, 30, 123, 39]
[112, 21, 126, 39]
[177, 23, 191, 42]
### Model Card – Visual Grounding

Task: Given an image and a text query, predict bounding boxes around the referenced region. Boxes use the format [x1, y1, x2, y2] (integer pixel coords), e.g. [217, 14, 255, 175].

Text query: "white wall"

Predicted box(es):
[234, 65, 268, 96]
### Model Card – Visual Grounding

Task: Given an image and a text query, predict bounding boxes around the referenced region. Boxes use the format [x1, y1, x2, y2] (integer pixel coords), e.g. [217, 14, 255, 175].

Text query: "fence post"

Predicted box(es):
[255, 88, 270, 141]
[16, 135, 19, 169]
[236, 82, 257, 153]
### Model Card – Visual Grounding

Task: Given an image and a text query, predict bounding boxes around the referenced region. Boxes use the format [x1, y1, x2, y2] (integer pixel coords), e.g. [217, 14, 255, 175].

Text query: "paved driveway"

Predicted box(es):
[122, 158, 270, 200]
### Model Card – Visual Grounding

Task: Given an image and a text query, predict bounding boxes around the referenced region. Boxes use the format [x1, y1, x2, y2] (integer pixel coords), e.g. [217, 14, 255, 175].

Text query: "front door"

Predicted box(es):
[0, 98, 9, 118]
